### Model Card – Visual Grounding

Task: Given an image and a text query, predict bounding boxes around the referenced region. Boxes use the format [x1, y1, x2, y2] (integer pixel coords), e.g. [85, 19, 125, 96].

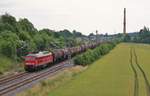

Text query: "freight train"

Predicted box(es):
[24, 42, 101, 71]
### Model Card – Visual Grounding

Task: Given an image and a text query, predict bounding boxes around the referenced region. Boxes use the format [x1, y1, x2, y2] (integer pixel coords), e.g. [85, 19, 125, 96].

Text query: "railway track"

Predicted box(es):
[0, 60, 73, 96]
[0, 72, 28, 86]
[0, 73, 14, 80]
[130, 48, 150, 96]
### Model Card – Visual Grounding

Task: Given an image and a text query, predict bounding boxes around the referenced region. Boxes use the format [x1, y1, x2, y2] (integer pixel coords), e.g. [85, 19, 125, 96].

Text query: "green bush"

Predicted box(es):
[74, 43, 116, 66]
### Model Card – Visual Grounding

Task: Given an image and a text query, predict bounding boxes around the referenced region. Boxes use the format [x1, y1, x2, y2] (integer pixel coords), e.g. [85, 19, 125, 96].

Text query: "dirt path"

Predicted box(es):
[133, 48, 150, 96]
[130, 47, 150, 96]
[129, 48, 139, 96]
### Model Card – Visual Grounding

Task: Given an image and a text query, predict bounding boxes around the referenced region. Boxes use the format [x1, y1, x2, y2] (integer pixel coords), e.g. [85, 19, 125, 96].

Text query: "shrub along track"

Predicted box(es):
[130, 47, 150, 96]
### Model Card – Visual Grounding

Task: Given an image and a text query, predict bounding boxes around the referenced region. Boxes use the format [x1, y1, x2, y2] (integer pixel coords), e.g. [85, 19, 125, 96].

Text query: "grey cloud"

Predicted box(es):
[0, 0, 150, 35]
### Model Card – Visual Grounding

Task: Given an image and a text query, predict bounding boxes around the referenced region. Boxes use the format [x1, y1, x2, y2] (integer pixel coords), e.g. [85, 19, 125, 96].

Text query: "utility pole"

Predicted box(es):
[123, 8, 126, 35]
[96, 30, 98, 43]
[68, 52, 71, 65]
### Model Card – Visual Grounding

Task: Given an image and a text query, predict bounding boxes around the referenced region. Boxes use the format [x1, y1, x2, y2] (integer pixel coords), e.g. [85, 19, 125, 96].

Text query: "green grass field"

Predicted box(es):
[49, 43, 150, 96]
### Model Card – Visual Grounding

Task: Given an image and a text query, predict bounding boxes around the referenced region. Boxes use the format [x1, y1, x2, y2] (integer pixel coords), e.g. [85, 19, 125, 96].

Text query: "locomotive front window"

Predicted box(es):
[25, 56, 35, 60]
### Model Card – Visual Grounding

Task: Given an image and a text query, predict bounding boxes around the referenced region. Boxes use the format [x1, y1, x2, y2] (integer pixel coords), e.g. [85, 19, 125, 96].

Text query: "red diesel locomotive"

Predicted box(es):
[24, 51, 54, 71]
[24, 42, 100, 71]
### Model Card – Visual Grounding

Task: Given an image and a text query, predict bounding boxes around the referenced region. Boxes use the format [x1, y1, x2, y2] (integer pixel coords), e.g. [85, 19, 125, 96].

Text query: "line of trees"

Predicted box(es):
[124, 26, 150, 43]
[0, 13, 84, 61]
[74, 42, 116, 66]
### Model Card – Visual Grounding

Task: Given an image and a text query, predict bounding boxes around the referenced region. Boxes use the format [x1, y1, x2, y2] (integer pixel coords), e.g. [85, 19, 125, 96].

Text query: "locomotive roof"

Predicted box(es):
[26, 51, 52, 57]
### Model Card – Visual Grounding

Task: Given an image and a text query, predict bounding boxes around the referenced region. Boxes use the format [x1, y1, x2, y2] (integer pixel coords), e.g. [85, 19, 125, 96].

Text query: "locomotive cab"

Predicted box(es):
[24, 55, 37, 71]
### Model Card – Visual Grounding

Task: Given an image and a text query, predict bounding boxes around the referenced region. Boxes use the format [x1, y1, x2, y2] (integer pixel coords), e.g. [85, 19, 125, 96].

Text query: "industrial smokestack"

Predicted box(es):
[123, 8, 126, 35]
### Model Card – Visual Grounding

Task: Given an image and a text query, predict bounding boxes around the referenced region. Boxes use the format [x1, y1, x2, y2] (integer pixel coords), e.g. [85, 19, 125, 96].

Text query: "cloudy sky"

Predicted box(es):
[0, 0, 150, 35]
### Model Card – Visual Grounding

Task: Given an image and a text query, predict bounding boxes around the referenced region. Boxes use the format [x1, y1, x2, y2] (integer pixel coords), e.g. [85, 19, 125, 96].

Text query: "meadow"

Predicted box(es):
[49, 43, 150, 96]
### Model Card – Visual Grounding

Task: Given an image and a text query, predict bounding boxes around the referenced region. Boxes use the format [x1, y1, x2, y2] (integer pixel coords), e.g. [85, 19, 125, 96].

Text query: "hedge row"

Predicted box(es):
[74, 43, 116, 66]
